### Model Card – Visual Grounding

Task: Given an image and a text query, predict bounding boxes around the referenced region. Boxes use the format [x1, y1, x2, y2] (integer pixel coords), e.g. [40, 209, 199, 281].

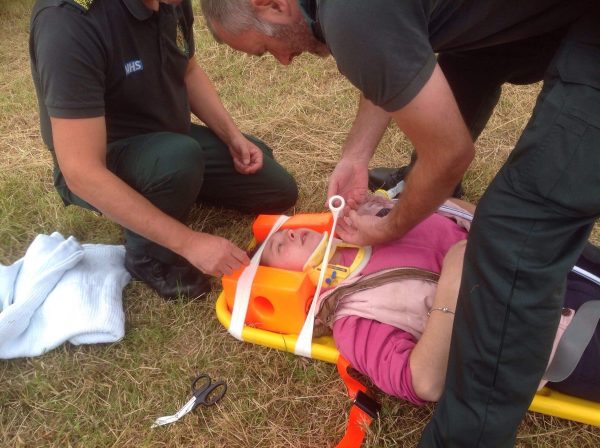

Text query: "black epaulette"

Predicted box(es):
[31, 0, 96, 21]
[60, 0, 96, 13]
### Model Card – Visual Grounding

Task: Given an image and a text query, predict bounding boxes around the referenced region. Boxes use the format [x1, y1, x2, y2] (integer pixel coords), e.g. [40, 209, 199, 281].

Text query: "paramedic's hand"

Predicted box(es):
[356, 194, 394, 216]
[336, 210, 397, 246]
[326, 158, 369, 209]
[228, 135, 264, 175]
[182, 233, 250, 277]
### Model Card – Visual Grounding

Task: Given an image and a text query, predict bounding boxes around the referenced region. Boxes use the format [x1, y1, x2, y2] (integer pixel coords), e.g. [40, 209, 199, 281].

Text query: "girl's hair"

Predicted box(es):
[247, 244, 260, 260]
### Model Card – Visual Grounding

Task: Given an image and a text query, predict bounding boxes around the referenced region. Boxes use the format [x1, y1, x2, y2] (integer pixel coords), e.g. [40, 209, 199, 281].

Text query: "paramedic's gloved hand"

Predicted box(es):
[182, 233, 250, 277]
[227, 135, 264, 175]
[326, 157, 369, 209]
[336, 210, 397, 246]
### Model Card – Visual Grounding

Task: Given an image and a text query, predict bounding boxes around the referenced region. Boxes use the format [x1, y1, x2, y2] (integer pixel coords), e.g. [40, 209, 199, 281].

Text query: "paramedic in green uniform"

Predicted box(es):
[200, 0, 600, 446]
[29, 0, 298, 299]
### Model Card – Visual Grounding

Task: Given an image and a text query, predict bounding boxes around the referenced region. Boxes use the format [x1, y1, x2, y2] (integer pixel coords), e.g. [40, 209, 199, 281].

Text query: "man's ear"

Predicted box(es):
[251, 0, 294, 24]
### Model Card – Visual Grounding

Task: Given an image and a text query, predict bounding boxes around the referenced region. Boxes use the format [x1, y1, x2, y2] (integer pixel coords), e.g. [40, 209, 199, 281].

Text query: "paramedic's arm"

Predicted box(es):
[409, 240, 466, 401]
[50, 116, 248, 277]
[185, 57, 262, 174]
[336, 65, 474, 245]
[327, 94, 391, 208]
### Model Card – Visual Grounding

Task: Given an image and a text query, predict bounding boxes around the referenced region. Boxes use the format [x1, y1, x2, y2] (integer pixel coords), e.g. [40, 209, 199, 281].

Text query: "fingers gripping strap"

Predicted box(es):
[229, 215, 290, 340]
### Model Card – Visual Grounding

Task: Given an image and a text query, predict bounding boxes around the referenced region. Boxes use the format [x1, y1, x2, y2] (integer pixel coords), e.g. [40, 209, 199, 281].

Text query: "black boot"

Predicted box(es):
[368, 152, 464, 199]
[125, 252, 211, 299]
[368, 151, 417, 192]
[368, 165, 412, 192]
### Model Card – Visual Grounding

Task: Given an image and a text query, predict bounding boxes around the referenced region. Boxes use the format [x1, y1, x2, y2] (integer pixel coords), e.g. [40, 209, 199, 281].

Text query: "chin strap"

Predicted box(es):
[335, 356, 381, 448]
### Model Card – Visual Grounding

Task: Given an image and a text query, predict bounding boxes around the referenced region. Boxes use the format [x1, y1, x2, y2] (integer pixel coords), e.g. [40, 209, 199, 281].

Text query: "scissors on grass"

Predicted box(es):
[151, 373, 227, 428]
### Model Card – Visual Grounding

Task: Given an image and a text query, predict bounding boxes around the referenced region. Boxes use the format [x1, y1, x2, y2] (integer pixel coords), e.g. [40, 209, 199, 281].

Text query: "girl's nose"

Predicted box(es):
[287, 229, 296, 240]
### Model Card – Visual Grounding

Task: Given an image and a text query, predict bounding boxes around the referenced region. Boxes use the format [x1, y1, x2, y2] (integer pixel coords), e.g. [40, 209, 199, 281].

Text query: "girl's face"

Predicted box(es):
[261, 228, 323, 271]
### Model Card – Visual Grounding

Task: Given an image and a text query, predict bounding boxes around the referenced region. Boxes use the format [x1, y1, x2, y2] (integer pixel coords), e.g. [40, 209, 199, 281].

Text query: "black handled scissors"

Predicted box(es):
[151, 373, 227, 427]
[190, 373, 227, 408]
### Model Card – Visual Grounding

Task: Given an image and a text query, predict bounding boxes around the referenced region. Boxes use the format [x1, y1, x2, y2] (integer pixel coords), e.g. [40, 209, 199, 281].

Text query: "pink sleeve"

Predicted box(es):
[333, 316, 427, 406]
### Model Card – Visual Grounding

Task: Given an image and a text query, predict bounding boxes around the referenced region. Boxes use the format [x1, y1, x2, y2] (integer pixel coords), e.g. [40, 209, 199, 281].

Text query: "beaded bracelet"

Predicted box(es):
[427, 306, 455, 317]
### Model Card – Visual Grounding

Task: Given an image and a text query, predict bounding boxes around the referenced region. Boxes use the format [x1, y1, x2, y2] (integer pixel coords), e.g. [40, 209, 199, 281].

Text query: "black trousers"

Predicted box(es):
[53, 124, 298, 263]
[421, 7, 600, 447]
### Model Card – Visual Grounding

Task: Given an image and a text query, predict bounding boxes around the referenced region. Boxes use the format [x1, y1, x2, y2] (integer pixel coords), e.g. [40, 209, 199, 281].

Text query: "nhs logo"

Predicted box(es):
[124, 59, 143, 76]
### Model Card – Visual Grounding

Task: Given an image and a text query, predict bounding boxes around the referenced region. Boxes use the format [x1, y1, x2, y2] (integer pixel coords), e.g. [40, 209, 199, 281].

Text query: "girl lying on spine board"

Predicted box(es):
[260, 195, 600, 405]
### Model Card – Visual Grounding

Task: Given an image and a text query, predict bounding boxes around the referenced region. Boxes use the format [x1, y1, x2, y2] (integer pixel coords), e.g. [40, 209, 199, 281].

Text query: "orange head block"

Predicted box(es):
[222, 265, 315, 334]
[222, 212, 333, 334]
[252, 212, 333, 242]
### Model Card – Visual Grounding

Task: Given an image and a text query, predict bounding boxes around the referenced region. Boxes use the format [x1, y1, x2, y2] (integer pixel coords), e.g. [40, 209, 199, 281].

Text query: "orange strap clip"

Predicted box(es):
[335, 356, 381, 448]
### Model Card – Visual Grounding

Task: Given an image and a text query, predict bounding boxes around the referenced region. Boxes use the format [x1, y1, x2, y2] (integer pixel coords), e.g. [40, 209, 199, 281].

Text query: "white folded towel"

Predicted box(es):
[0, 232, 130, 359]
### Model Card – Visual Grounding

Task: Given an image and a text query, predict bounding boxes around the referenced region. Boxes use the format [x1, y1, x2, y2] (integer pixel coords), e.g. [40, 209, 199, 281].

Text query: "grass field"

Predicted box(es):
[1, 1, 600, 447]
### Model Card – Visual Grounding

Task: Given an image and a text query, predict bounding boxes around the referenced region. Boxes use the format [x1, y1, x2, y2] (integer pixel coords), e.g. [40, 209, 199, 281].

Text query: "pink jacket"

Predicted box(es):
[316, 211, 469, 404]
[322, 209, 573, 404]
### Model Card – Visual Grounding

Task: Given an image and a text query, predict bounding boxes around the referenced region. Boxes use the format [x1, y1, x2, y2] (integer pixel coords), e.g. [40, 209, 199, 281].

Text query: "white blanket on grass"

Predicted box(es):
[0, 232, 130, 359]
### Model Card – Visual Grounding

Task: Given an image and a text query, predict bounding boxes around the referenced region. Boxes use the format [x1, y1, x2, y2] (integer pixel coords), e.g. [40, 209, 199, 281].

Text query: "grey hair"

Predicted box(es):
[200, 0, 278, 39]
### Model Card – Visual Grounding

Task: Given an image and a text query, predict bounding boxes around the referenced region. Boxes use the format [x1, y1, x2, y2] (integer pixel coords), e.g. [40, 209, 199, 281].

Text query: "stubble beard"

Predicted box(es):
[272, 20, 329, 58]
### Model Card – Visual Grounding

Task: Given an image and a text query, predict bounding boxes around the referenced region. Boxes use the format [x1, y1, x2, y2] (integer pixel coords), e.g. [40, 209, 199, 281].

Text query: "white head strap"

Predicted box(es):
[294, 195, 345, 358]
[228, 215, 290, 340]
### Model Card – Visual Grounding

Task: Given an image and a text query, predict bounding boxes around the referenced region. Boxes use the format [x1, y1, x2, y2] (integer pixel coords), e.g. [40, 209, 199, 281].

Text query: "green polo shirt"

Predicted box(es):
[29, 0, 195, 148]
[315, 0, 591, 112]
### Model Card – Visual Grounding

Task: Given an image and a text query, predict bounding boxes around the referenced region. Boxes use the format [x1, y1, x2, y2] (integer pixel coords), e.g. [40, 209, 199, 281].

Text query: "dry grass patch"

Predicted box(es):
[1, 1, 599, 447]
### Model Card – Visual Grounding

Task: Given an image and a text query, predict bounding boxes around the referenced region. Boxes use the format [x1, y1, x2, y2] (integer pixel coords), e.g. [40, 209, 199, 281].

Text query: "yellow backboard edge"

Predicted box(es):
[215, 291, 600, 426]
